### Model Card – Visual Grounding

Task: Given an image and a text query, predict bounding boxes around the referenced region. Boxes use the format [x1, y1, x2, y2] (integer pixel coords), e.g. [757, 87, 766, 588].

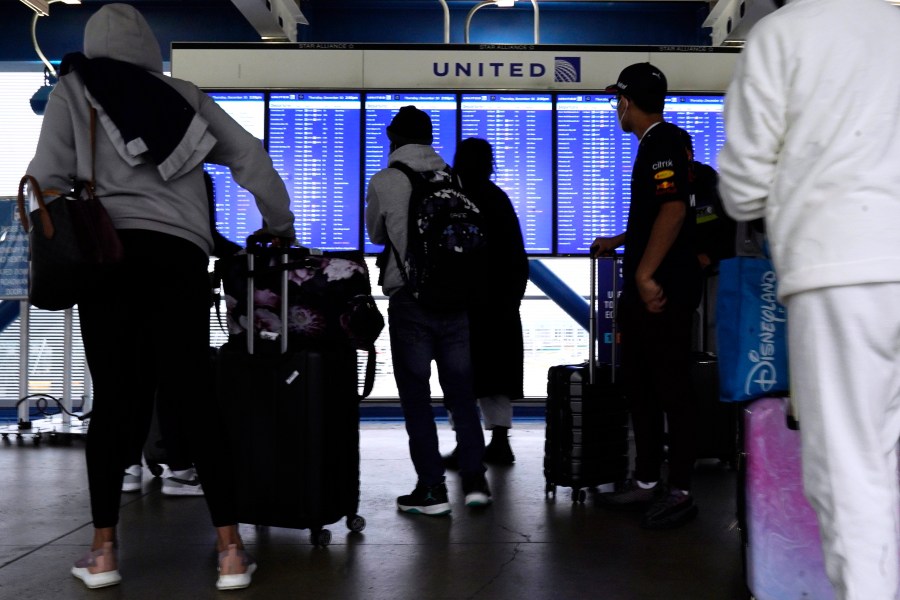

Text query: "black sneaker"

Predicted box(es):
[397, 482, 451, 516]
[597, 479, 660, 511]
[462, 474, 492, 507]
[442, 447, 459, 470]
[483, 436, 515, 466]
[641, 488, 698, 529]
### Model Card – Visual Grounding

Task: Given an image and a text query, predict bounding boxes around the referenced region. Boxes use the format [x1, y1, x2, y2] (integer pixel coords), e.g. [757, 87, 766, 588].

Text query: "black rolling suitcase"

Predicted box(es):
[544, 256, 629, 502]
[217, 247, 365, 546]
[691, 271, 739, 465]
[691, 350, 739, 465]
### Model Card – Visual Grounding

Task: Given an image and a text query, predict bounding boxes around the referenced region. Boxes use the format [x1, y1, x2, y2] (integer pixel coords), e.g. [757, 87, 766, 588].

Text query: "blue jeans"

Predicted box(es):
[388, 290, 485, 486]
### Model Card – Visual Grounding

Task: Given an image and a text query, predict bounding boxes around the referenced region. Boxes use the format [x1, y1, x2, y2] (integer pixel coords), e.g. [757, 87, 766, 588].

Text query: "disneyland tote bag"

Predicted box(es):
[716, 256, 790, 402]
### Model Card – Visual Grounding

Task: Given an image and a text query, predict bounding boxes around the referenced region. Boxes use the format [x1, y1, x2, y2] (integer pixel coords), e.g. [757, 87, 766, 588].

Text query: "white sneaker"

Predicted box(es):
[122, 464, 143, 492]
[71, 541, 121, 589]
[161, 467, 204, 496]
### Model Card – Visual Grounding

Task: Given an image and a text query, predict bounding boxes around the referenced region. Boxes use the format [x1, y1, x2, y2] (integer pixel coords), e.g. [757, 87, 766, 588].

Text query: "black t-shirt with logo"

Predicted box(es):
[622, 121, 702, 311]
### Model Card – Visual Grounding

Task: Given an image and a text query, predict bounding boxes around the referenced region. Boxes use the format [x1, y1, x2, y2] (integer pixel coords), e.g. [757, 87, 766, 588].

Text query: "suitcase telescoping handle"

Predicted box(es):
[588, 256, 619, 386]
[246, 249, 290, 355]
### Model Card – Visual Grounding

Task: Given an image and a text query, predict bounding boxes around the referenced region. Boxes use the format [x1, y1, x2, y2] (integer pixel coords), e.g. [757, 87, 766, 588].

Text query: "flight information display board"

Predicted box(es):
[461, 93, 554, 254]
[204, 92, 266, 246]
[556, 93, 635, 255]
[363, 92, 458, 253]
[557, 93, 726, 255]
[208, 90, 725, 256]
[663, 94, 725, 170]
[269, 92, 362, 250]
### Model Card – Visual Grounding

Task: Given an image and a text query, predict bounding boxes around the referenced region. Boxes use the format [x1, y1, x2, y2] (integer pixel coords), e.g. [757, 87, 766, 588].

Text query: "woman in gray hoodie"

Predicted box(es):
[27, 3, 294, 590]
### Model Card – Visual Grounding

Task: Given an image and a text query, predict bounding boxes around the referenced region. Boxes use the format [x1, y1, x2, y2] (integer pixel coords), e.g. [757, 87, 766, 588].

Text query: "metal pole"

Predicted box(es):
[62, 307, 73, 426]
[17, 300, 29, 429]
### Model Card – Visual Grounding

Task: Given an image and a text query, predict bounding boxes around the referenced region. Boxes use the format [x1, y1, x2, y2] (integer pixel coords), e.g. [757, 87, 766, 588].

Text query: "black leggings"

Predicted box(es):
[79, 230, 237, 528]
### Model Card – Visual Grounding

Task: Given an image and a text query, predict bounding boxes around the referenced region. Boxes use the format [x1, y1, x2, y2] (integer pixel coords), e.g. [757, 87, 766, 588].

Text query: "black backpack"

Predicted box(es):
[387, 162, 488, 311]
[692, 161, 737, 265]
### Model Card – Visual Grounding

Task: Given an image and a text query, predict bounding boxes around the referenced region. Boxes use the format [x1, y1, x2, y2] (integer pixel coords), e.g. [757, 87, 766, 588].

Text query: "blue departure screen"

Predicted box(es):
[556, 93, 726, 255]
[269, 92, 362, 250]
[203, 92, 265, 247]
[460, 93, 553, 254]
[556, 94, 635, 255]
[363, 92, 458, 253]
[663, 94, 725, 170]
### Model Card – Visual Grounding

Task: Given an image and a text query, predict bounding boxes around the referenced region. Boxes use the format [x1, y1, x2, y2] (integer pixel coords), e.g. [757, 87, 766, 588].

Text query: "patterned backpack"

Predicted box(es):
[388, 162, 488, 311]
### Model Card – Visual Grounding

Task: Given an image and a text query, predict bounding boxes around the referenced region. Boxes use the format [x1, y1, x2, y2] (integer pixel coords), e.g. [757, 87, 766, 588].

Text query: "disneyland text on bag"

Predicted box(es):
[716, 256, 790, 402]
[744, 269, 787, 397]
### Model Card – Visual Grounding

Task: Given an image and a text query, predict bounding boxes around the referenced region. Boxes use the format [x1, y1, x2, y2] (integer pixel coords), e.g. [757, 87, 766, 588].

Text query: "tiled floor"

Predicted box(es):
[0, 420, 747, 599]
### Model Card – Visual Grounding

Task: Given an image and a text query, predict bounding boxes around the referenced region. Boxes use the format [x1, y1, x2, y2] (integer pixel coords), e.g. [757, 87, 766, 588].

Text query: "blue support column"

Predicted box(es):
[527, 259, 589, 332]
[0, 301, 20, 333]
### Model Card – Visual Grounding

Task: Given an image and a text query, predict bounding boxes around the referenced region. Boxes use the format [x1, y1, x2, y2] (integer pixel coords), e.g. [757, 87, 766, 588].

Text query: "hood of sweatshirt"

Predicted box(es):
[84, 3, 163, 73]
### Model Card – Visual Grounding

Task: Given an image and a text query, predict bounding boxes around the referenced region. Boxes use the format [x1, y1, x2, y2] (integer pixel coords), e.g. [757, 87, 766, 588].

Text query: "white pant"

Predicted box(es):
[448, 395, 513, 431]
[786, 284, 900, 600]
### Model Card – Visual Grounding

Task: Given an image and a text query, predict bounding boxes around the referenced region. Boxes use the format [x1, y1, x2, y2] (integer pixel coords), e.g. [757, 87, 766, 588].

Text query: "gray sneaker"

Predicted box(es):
[597, 479, 660, 510]
[462, 474, 493, 507]
[161, 467, 204, 496]
[121, 464, 142, 493]
[641, 488, 698, 529]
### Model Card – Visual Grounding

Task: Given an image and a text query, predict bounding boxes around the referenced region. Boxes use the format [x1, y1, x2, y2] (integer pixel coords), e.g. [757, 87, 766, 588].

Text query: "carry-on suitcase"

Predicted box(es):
[741, 396, 834, 599]
[544, 256, 629, 503]
[689, 266, 739, 465]
[691, 351, 739, 465]
[217, 245, 365, 546]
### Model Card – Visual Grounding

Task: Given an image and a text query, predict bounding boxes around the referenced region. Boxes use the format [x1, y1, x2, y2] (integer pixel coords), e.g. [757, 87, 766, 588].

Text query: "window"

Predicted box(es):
[0, 67, 44, 197]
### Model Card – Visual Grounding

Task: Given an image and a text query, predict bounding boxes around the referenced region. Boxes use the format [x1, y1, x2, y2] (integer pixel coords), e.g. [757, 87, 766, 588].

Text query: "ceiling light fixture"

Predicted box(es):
[465, 0, 540, 44]
[24, 0, 80, 114]
[437, 0, 450, 43]
[18, 0, 79, 16]
[230, 0, 309, 42]
[19, 0, 49, 16]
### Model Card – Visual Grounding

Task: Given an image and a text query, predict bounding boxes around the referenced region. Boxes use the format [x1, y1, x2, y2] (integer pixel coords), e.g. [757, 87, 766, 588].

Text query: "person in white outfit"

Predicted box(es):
[718, 0, 900, 598]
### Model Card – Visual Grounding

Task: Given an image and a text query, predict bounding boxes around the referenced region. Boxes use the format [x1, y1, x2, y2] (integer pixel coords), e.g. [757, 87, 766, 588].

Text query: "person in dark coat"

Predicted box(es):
[444, 138, 529, 465]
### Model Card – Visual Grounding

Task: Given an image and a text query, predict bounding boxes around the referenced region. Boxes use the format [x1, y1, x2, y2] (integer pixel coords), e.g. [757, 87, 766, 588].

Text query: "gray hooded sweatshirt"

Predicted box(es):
[365, 143, 448, 296]
[26, 3, 295, 254]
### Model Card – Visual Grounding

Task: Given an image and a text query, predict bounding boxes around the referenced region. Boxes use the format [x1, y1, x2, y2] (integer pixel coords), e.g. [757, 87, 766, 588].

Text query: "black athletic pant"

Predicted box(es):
[79, 230, 237, 528]
[619, 299, 698, 492]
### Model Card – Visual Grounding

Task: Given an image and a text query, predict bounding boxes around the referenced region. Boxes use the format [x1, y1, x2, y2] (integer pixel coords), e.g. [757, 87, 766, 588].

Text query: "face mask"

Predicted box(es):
[618, 98, 629, 130]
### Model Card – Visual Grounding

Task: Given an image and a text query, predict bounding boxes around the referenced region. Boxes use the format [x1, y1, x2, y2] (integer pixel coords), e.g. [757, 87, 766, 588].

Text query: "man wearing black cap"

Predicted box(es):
[366, 106, 490, 515]
[591, 63, 702, 529]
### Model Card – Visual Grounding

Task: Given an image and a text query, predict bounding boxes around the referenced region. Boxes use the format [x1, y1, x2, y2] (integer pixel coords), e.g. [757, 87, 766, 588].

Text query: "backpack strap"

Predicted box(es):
[388, 161, 425, 187]
[359, 346, 376, 400]
[382, 161, 440, 291]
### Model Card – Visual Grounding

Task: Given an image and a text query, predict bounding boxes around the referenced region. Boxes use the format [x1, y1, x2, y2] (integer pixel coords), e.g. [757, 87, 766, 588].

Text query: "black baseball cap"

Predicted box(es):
[604, 62, 667, 114]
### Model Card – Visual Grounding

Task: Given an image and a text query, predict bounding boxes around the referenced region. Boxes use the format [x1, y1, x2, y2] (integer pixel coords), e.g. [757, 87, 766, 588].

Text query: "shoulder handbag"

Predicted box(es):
[16, 107, 124, 310]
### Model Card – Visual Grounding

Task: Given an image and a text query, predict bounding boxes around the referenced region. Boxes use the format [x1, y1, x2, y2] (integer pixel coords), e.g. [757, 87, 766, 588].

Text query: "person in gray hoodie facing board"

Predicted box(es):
[26, 4, 294, 591]
[366, 106, 489, 515]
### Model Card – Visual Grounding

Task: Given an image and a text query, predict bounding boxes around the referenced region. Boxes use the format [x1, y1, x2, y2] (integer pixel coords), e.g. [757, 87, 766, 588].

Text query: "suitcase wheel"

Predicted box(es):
[572, 488, 587, 503]
[310, 528, 332, 547]
[545, 483, 556, 497]
[147, 462, 164, 478]
[346, 515, 366, 533]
